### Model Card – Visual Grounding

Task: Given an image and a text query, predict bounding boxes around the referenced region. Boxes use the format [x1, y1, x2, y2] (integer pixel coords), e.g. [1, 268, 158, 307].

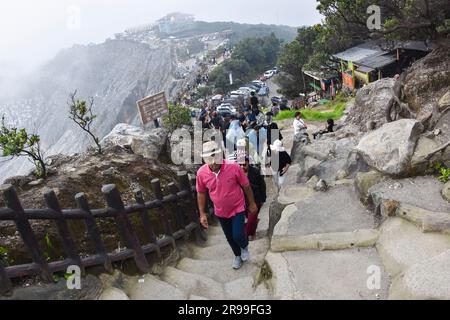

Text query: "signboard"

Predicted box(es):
[136, 92, 169, 125]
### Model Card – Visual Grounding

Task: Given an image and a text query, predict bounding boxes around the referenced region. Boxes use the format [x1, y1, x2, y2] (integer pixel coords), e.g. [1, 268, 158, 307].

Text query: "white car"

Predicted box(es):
[252, 80, 265, 87]
[264, 70, 275, 78]
[238, 87, 253, 94]
[217, 104, 237, 116]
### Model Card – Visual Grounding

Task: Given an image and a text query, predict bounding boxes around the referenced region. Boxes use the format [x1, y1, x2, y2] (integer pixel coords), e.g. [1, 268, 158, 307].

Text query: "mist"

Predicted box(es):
[0, 0, 322, 73]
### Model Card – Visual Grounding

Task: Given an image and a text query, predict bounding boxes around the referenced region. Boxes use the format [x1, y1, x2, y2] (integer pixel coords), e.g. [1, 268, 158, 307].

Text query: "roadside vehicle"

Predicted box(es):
[264, 70, 274, 79]
[258, 86, 269, 96]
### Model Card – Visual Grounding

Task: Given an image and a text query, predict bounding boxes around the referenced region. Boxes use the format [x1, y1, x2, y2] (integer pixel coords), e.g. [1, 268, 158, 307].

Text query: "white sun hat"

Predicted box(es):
[201, 141, 222, 158]
[270, 139, 285, 152]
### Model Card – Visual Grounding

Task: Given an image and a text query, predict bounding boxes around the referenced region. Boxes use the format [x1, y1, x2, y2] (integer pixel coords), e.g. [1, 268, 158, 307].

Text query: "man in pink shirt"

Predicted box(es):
[196, 141, 258, 269]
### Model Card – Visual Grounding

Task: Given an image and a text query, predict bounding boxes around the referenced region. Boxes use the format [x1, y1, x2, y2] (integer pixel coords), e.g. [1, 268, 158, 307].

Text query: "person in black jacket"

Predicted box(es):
[265, 111, 283, 157]
[239, 156, 266, 240]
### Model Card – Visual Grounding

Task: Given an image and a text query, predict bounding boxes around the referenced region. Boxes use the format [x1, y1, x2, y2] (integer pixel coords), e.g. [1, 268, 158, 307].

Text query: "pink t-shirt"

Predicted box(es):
[196, 160, 250, 218]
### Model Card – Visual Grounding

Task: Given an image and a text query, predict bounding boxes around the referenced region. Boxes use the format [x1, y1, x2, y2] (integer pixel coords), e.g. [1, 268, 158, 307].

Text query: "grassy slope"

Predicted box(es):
[274, 97, 350, 122]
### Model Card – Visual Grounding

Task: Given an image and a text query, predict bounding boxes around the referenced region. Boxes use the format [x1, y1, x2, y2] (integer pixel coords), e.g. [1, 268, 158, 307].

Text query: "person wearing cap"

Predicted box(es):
[196, 141, 258, 269]
[270, 139, 291, 190]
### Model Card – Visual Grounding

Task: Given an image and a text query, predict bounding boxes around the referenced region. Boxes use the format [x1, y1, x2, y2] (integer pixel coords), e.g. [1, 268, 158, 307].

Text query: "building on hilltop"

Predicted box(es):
[157, 13, 195, 36]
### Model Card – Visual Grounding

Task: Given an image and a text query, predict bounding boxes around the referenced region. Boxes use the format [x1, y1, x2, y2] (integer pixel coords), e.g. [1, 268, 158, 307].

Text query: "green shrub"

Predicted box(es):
[434, 163, 450, 183]
[162, 104, 192, 132]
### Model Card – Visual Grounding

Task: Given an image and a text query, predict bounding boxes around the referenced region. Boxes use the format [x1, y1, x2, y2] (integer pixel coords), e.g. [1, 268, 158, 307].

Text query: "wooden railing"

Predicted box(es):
[0, 171, 204, 295]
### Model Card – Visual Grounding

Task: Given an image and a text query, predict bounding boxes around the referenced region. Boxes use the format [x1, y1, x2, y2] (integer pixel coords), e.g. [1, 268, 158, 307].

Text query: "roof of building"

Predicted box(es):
[303, 69, 339, 81]
[332, 39, 435, 70]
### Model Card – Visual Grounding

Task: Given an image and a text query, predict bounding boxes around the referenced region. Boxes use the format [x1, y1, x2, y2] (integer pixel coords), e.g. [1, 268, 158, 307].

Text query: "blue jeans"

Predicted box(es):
[218, 212, 248, 257]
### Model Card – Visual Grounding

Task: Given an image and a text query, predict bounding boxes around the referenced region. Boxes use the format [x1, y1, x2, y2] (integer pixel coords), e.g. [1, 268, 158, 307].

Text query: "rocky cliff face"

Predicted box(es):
[0, 40, 184, 182]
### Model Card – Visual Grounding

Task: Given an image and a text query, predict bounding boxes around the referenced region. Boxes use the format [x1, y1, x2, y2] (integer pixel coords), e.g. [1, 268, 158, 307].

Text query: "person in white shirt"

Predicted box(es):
[293, 112, 307, 139]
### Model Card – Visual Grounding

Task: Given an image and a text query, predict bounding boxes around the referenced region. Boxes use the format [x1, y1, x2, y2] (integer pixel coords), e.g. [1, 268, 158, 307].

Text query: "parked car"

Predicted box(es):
[217, 104, 237, 117]
[252, 80, 265, 87]
[264, 70, 275, 79]
[244, 83, 261, 91]
[258, 86, 269, 96]
[271, 96, 283, 105]
[238, 87, 254, 94]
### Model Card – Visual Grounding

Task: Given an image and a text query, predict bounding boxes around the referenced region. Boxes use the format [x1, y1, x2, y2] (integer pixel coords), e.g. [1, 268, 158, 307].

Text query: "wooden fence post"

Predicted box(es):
[178, 172, 206, 242]
[167, 182, 186, 231]
[44, 189, 83, 272]
[0, 185, 53, 283]
[151, 179, 176, 249]
[0, 261, 12, 296]
[75, 193, 113, 273]
[102, 185, 150, 273]
[134, 190, 161, 257]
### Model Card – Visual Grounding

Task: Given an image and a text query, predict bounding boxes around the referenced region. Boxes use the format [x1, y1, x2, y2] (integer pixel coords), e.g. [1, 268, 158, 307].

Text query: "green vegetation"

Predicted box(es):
[162, 104, 192, 132]
[274, 96, 348, 121]
[0, 116, 47, 178]
[277, 0, 450, 98]
[68, 91, 102, 154]
[196, 85, 214, 99]
[209, 33, 281, 93]
[189, 21, 297, 44]
[434, 163, 450, 183]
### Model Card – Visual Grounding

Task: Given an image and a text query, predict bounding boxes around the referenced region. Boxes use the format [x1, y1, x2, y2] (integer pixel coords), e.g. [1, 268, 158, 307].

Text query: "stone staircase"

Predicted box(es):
[99, 122, 450, 300]
[264, 164, 450, 300]
[99, 190, 274, 300]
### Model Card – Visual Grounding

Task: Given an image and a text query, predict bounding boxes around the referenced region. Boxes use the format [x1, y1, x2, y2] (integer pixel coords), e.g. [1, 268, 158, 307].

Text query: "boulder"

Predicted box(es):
[354, 171, 386, 204]
[438, 90, 450, 111]
[305, 175, 319, 189]
[404, 46, 450, 114]
[101, 124, 168, 160]
[443, 181, 450, 202]
[343, 78, 396, 132]
[356, 119, 424, 176]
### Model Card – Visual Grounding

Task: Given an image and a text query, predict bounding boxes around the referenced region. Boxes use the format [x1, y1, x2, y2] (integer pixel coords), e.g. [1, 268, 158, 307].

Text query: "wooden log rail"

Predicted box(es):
[0, 171, 202, 296]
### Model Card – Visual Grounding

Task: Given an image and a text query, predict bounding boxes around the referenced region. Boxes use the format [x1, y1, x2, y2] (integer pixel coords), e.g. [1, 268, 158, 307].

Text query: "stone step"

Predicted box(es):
[124, 274, 187, 300]
[98, 287, 129, 300]
[266, 248, 390, 300]
[191, 238, 270, 261]
[206, 226, 224, 236]
[176, 257, 262, 284]
[272, 185, 377, 253]
[204, 233, 227, 247]
[376, 217, 450, 278]
[395, 203, 450, 235]
[389, 249, 450, 300]
[224, 276, 271, 300]
[369, 176, 450, 214]
[160, 266, 226, 300]
[271, 228, 380, 252]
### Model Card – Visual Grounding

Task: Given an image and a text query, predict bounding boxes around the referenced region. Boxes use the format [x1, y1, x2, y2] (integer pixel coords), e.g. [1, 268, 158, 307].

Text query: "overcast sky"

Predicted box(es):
[0, 0, 322, 71]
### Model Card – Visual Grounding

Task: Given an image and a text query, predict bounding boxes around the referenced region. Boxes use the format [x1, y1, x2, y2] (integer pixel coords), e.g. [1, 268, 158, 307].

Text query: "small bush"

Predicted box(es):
[162, 104, 192, 132]
[434, 163, 450, 183]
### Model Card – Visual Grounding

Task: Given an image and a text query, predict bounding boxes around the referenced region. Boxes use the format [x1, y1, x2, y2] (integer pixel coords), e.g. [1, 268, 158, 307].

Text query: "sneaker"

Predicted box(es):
[232, 256, 242, 269]
[241, 246, 250, 262]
